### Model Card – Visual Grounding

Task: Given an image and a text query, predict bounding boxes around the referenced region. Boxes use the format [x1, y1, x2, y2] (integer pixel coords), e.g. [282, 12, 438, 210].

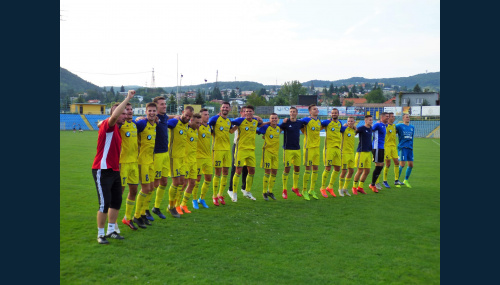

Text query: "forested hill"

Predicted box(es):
[60, 67, 102, 94]
[304, 72, 440, 91]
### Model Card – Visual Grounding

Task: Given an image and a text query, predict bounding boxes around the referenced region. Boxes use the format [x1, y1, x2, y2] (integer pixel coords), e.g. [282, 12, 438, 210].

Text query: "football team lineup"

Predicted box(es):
[91, 90, 417, 244]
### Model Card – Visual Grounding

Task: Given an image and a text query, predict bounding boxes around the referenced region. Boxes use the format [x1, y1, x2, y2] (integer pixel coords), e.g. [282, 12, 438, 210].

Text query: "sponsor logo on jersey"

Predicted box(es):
[202, 133, 206, 138]
[219, 126, 224, 131]
[348, 133, 351, 137]
[126, 132, 131, 137]
[190, 137, 194, 142]
[245, 127, 249, 131]
[270, 135, 274, 139]
[312, 127, 316, 131]
[331, 127, 335, 131]
[179, 130, 184, 135]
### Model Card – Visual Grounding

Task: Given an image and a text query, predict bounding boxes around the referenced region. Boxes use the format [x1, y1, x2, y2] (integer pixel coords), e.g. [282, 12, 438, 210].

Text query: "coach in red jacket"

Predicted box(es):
[92, 90, 135, 244]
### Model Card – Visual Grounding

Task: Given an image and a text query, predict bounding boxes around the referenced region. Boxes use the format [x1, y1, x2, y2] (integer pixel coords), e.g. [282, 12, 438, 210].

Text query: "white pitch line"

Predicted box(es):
[432, 140, 440, 146]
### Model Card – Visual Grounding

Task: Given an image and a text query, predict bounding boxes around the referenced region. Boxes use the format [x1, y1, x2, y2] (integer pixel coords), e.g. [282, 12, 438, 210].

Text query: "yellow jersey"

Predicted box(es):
[321, 119, 344, 149]
[301, 117, 321, 149]
[119, 120, 138, 163]
[208, 115, 232, 151]
[232, 117, 259, 151]
[185, 126, 198, 162]
[168, 118, 189, 159]
[258, 125, 281, 155]
[385, 123, 397, 147]
[197, 123, 211, 159]
[341, 127, 357, 154]
[136, 120, 156, 165]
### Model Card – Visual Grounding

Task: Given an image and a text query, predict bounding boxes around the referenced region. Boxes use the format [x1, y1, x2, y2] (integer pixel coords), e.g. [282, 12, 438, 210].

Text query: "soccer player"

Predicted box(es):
[338, 116, 357, 196]
[150, 96, 177, 220]
[382, 112, 404, 188]
[352, 115, 374, 195]
[300, 104, 322, 200]
[178, 113, 203, 213]
[368, 112, 389, 193]
[132, 102, 158, 228]
[257, 113, 281, 201]
[91, 90, 134, 244]
[396, 114, 415, 188]
[166, 106, 193, 215]
[319, 108, 345, 198]
[193, 108, 213, 209]
[208, 102, 232, 206]
[119, 103, 140, 231]
[227, 106, 249, 202]
[279, 107, 306, 199]
[230, 105, 263, 200]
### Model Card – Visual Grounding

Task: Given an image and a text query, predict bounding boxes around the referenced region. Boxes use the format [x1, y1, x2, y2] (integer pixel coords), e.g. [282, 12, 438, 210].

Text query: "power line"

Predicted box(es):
[69, 70, 151, 75]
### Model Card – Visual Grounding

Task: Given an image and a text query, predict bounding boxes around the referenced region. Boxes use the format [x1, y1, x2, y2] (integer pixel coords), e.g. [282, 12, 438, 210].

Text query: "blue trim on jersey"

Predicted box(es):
[135, 119, 148, 133]
[167, 118, 180, 129]
[208, 115, 220, 127]
[257, 124, 270, 135]
[231, 117, 245, 126]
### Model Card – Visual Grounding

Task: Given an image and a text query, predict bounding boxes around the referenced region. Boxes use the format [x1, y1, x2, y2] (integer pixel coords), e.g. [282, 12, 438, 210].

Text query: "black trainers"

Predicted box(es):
[97, 236, 109, 244]
[106, 231, 125, 240]
[268, 192, 277, 200]
[133, 216, 147, 229]
[152, 207, 167, 219]
[145, 210, 155, 221]
[168, 206, 181, 218]
[141, 215, 152, 226]
[263, 192, 269, 201]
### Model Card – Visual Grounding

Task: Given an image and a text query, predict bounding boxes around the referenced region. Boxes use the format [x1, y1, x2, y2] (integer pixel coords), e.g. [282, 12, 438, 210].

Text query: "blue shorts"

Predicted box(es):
[398, 148, 413, 162]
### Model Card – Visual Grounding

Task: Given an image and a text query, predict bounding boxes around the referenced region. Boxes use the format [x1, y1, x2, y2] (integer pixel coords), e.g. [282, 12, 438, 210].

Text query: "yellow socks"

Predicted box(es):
[263, 174, 270, 193]
[181, 191, 192, 207]
[125, 198, 135, 220]
[338, 177, 345, 191]
[213, 175, 221, 197]
[134, 190, 147, 219]
[293, 171, 300, 189]
[268, 174, 276, 193]
[192, 180, 199, 200]
[232, 174, 241, 194]
[303, 170, 311, 192]
[321, 169, 331, 189]
[328, 170, 340, 189]
[310, 170, 318, 192]
[246, 174, 254, 192]
[282, 172, 289, 190]
[154, 185, 166, 209]
[201, 180, 210, 199]
[343, 177, 352, 190]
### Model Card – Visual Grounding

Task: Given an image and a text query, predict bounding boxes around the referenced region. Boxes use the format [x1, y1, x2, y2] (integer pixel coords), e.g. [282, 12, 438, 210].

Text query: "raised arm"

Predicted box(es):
[109, 90, 135, 127]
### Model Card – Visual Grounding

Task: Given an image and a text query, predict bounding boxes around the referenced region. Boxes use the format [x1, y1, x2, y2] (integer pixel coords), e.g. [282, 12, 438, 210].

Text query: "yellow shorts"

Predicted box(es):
[385, 145, 398, 160]
[355, 152, 372, 169]
[120, 162, 139, 186]
[170, 157, 186, 177]
[303, 147, 320, 166]
[154, 152, 170, 179]
[261, 150, 279, 169]
[283, 149, 301, 168]
[197, 157, 213, 176]
[139, 163, 155, 184]
[185, 159, 198, 180]
[323, 147, 341, 167]
[235, 148, 256, 168]
[341, 153, 355, 170]
[213, 150, 231, 168]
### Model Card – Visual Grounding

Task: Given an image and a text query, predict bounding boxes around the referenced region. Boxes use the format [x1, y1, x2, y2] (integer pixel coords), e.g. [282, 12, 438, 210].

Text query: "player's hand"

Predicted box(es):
[155, 116, 159, 123]
[135, 116, 145, 122]
[283, 118, 289, 123]
[127, 90, 136, 99]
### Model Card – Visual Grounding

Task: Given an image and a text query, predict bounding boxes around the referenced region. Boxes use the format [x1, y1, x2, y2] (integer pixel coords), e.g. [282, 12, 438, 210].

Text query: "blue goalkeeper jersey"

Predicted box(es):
[372, 122, 387, 150]
[396, 123, 415, 149]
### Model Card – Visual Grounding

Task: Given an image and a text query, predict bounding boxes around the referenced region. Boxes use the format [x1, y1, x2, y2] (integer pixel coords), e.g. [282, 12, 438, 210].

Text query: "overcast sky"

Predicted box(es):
[60, 0, 440, 88]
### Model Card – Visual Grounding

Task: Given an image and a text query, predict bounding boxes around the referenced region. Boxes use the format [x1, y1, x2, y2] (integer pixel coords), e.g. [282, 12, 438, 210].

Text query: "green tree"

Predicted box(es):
[364, 89, 386, 103]
[167, 94, 177, 113]
[257, 88, 267, 96]
[328, 83, 334, 98]
[230, 89, 237, 98]
[76, 95, 85, 103]
[413, 84, 422, 92]
[422, 99, 430, 106]
[246, 92, 267, 106]
[332, 94, 341, 106]
[351, 85, 357, 94]
[120, 85, 125, 92]
[345, 100, 354, 107]
[195, 89, 205, 105]
[277, 80, 307, 105]
[110, 86, 115, 94]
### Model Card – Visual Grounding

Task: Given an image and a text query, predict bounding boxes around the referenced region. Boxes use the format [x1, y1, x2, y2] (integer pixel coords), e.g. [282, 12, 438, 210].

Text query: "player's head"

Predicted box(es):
[220, 102, 230, 116]
[330, 108, 339, 120]
[388, 112, 395, 124]
[270, 113, 278, 126]
[153, 96, 167, 115]
[200, 108, 209, 124]
[145, 102, 157, 122]
[308, 104, 319, 116]
[110, 103, 127, 126]
[125, 103, 133, 120]
[182, 106, 194, 124]
[239, 106, 247, 117]
[347, 116, 356, 128]
[364, 115, 373, 127]
[403, 113, 410, 124]
[245, 105, 255, 119]
[289, 106, 298, 119]
[380, 112, 389, 124]
[190, 113, 202, 130]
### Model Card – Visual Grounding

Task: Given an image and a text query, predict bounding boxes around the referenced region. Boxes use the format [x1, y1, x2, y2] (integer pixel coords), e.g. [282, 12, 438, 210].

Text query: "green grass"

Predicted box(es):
[60, 131, 440, 284]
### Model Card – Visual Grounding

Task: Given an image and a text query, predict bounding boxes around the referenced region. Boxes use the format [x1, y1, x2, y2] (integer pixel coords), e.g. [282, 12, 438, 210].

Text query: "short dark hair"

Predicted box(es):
[381, 112, 389, 116]
[270, 113, 278, 117]
[245, 105, 254, 111]
[308, 104, 316, 111]
[146, 102, 157, 109]
[200, 108, 208, 113]
[289, 106, 297, 111]
[153, 96, 166, 103]
[185, 105, 194, 112]
[222, 101, 231, 106]
[364, 115, 372, 119]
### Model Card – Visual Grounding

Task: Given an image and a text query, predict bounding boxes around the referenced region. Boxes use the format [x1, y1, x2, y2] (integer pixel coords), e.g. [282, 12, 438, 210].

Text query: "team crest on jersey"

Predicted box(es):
[180, 130, 184, 135]
[202, 133, 206, 138]
[227, 121, 230, 126]
[219, 126, 224, 131]
[245, 127, 249, 131]
[133, 124, 136, 129]
[190, 137, 194, 142]
[253, 122, 256, 126]
[147, 135, 152, 140]
[126, 132, 131, 137]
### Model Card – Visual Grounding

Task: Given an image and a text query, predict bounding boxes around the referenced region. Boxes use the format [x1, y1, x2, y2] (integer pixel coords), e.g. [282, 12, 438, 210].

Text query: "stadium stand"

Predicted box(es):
[60, 114, 90, 131]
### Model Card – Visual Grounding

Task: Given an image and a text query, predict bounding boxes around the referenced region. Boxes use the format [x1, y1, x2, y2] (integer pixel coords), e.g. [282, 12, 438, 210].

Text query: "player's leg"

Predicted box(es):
[302, 148, 312, 199]
[106, 172, 124, 239]
[228, 144, 237, 193]
[403, 149, 414, 187]
[263, 168, 271, 200]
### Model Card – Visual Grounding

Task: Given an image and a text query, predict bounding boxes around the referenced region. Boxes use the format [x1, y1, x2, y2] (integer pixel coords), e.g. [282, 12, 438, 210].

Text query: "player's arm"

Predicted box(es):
[229, 117, 244, 134]
[208, 115, 219, 127]
[109, 90, 135, 127]
[167, 118, 179, 129]
[135, 119, 147, 133]
[229, 125, 238, 134]
[253, 115, 264, 127]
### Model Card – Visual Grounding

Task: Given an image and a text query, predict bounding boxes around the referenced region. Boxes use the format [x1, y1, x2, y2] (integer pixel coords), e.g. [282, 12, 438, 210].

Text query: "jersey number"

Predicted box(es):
[265, 163, 270, 168]
[328, 160, 332, 166]
[122, 177, 127, 185]
[145, 174, 149, 182]
[215, 161, 221, 167]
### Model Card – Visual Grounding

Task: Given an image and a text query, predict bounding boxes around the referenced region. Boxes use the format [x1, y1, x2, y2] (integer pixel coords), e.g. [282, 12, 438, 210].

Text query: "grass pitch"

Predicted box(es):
[60, 131, 440, 284]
